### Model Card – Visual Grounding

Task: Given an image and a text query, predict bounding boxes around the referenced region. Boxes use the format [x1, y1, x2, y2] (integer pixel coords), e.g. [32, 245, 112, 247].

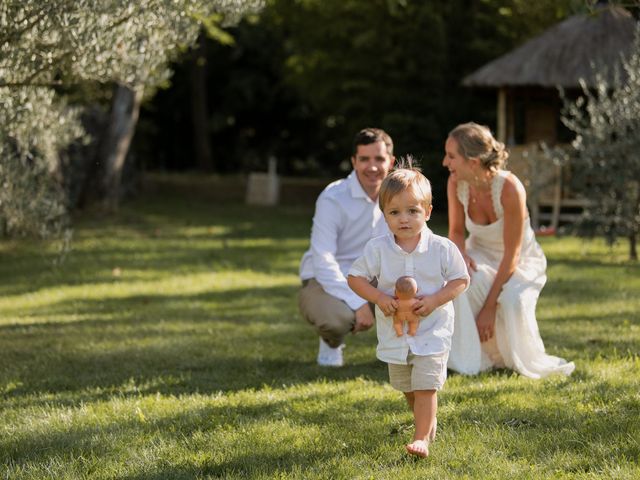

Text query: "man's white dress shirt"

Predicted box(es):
[299, 171, 389, 310]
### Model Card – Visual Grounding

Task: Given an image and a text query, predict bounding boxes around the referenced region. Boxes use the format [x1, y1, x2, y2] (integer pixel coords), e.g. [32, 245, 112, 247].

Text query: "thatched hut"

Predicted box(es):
[463, 4, 637, 228]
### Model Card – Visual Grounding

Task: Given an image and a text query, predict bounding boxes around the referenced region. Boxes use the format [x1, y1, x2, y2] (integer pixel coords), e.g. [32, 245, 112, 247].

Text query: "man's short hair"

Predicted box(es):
[352, 128, 394, 156]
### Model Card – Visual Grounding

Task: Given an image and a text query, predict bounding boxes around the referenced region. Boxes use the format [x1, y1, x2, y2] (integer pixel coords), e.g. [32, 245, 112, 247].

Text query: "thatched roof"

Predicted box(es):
[463, 5, 637, 88]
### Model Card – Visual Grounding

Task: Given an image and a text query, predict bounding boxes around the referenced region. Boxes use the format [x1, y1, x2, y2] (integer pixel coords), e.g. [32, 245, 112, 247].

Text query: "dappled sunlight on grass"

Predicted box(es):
[0, 272, 300, 316]
[0, 187, 638, 479]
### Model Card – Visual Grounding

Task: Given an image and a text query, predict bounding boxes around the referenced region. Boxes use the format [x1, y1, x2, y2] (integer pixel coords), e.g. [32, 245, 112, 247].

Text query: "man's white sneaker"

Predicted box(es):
[317, 338, 345, 367]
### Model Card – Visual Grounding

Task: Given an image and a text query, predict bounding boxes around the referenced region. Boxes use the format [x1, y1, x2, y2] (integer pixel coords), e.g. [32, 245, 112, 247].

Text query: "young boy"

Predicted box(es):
[348, 165, 469, 458]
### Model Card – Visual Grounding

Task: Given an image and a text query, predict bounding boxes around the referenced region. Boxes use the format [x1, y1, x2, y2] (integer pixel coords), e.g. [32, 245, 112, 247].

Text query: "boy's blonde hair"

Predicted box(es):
[379, 158, 432, 212]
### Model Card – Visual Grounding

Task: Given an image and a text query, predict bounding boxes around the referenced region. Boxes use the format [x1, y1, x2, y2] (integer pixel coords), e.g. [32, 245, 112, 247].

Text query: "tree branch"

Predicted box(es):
[0, 2, 56, 46]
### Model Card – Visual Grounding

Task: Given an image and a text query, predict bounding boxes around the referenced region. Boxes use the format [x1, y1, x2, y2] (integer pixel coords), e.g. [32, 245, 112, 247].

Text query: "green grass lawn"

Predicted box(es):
[1, 177, 639, 479]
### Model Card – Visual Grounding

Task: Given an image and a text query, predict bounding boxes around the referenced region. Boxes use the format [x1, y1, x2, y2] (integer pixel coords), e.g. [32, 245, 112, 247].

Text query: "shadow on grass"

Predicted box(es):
[0, 285, 389, 406]
[2, 284, 298, 318]
[3, 374, 638, 478]
[1, 386, 397, 472]
[445, 377, 639, 450]
[0, 241, 306, 297]
[1, 189, 638, 477]
[543, 275, 639, 303]
[36, 239, 299, 275]
[1, 275, 636, 403]
[0, 198, 313, 298]
[1, 352, 385, 405]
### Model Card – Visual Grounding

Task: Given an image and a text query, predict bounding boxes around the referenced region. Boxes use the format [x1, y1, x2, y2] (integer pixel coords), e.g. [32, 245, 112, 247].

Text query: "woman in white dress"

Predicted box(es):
[442, 122, 574, 378]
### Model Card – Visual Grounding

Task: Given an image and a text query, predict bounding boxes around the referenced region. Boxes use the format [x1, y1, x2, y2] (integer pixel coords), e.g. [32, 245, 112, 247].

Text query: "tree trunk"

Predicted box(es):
[630, 232, 638, 261]
[101, 83, 144, 210]
[190, 33, 213, 172]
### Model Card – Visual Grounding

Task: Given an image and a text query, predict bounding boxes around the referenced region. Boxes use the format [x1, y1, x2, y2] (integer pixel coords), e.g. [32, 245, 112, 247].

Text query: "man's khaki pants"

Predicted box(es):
[298, 278, 356, 348]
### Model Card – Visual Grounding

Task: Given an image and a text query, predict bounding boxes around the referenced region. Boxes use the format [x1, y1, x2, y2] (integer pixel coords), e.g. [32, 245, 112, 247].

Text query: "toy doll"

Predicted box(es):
[394, 276, 420, 336]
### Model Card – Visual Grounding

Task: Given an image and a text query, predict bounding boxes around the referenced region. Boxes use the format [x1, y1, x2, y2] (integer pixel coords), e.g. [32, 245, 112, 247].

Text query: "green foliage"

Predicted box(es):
[274, 0, 579, 155]
[559, 26, 640, 260]
[136, 0, 578, 201]
[273, 0, 449, 157]
[1, 1, 263, 88]
[0, 178, 638, 478]
[0, 0, 263, 238]
[0, 153, 68, 239]
[136, 6, 329, 175]
[199, 13, 237, 45]
[0, 87, 81, 239]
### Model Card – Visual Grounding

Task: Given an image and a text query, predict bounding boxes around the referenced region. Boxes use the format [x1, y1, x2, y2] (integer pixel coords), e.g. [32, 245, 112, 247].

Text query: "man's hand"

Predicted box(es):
[352, 303, 375, 333]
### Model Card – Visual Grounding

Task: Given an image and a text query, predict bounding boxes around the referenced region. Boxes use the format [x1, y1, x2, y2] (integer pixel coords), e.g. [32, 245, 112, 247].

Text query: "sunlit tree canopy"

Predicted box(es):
[560, 25, 640, 260]
[0, 0, 263, 238]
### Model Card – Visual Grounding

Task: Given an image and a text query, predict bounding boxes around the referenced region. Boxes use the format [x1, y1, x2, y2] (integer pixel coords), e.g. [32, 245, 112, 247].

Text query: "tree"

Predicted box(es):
[134, 0, 579, 187]
[263, 0, 578, 192]
[190, 33, 215, 172]
[0, 0, 263, 236]
[559, 27, 640, 261]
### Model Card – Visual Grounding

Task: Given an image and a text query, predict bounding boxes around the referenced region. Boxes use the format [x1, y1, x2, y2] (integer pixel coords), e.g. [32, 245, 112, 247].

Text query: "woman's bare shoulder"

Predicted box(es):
[502, 171, 526, 200]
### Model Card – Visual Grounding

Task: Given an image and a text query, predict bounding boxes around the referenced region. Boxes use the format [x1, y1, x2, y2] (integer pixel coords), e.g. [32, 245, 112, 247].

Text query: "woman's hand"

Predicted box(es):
[375, 293, 398, 317]
[476, 305, 496, 342]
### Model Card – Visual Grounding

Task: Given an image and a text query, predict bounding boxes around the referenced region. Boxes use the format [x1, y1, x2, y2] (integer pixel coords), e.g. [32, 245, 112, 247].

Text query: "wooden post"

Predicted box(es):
[190, 32, 213, 172]
[507, 89, 515, 145]
[246, 157, 280, 206]
[528, 146, 540, 230]
[497, 87, 507, 143]
[550, 163, 563, 231]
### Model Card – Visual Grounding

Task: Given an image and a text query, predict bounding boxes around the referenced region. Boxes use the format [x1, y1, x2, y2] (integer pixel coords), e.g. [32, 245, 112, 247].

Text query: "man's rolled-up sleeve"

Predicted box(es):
[310, 196, 368, 311]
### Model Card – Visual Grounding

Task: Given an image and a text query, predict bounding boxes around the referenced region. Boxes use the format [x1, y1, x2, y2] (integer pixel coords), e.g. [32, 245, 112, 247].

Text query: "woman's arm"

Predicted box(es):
[447, 176, 476, 271]
[476, 174, 527, 342]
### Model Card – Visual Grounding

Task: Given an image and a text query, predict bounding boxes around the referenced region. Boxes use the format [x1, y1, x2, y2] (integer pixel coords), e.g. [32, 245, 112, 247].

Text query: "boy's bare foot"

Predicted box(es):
[405, 439, 429, 458]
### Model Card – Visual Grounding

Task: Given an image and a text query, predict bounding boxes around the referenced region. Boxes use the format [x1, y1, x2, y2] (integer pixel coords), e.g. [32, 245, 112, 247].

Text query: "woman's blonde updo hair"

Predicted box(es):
[448, 122, 508, 172]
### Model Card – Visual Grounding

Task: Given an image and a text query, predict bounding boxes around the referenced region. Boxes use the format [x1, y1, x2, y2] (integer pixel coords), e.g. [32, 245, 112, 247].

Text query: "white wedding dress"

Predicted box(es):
[447, 170, 575, 378]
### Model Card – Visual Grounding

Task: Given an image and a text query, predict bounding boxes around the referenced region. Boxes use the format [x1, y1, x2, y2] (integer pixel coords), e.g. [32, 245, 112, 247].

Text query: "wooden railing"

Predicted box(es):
[507, 143, 589, 230]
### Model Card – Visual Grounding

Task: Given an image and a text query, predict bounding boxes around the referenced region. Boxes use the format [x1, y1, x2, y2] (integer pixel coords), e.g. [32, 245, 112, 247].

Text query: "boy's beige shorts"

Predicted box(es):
[388, 351, 449, 391]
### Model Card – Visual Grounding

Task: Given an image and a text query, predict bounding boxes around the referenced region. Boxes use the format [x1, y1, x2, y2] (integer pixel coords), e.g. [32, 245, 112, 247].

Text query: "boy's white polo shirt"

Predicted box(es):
[349, 227, 469, 364]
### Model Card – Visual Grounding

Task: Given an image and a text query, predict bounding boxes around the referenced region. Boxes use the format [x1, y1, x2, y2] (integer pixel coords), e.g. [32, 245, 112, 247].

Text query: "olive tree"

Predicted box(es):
[0, 0, 263, 238]
[560, 27, 640, 261]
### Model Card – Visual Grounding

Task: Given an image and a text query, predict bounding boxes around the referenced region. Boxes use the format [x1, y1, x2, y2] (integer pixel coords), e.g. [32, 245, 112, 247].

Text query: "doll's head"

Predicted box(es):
[395, 276, 418, 299]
